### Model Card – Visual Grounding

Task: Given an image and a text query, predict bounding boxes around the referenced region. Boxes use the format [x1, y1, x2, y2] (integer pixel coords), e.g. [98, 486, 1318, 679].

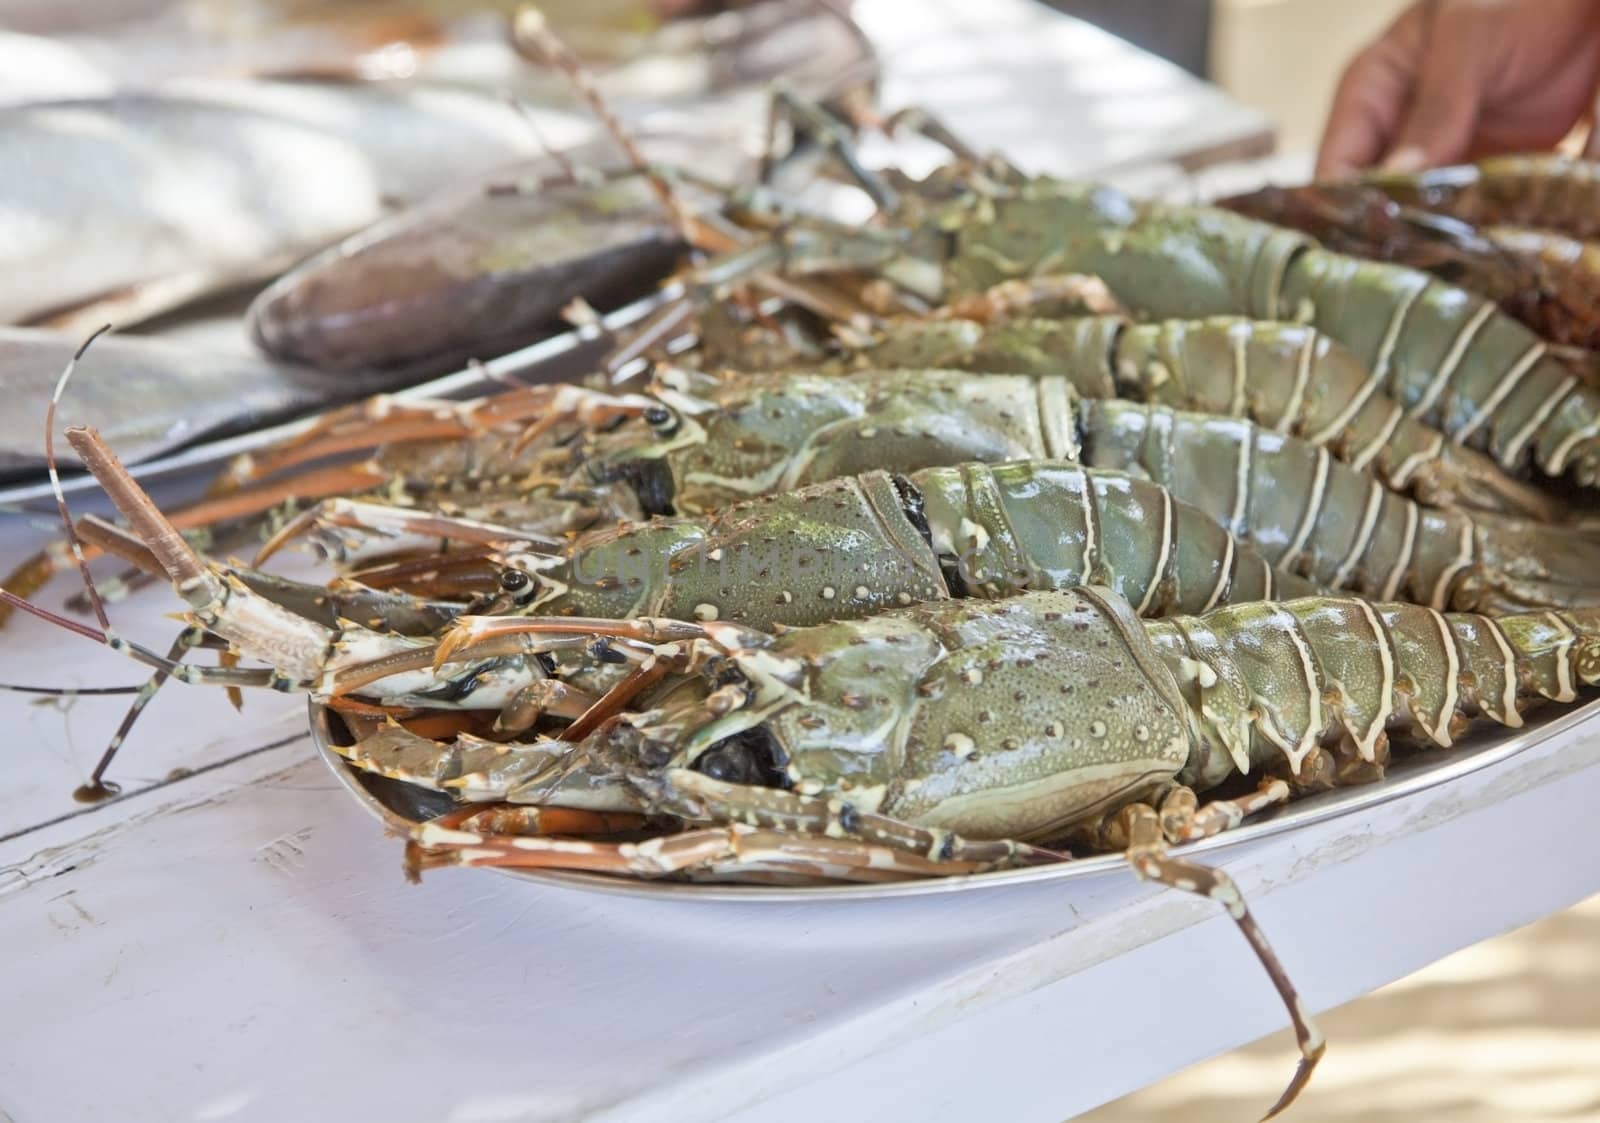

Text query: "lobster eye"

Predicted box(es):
[643, 405, 679, 435]
[588, 638, 628, 665]
[694, 743, 765, 785]
[498, 568, 539, 604]
[499, 568, 530, 592]
[692, 729, 790, 789]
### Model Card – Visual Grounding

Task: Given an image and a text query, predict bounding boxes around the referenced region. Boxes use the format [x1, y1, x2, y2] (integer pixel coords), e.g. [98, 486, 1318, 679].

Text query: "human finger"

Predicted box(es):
[1316, 8, 1427, 176]
[1381, 7, 1487, 169]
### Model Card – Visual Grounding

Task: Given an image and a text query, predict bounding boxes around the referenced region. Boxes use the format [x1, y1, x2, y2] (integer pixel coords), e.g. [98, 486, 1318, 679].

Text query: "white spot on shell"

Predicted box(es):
[1178, 657, 1218, 689]
[693, 603, 719, 621]
[959, 517, 991, 550]
[821, 586, 836, 600]
[943, 733, 977, 760]
[1089, 720, 1107, 738]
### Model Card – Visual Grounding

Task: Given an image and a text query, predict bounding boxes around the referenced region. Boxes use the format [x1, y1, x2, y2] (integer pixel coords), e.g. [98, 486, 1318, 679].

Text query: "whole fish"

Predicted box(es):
[0, 85, 584, 329]
[249, 167, 687, 372]
[0, 328, 412, 477]
[248, 131, 754, 373]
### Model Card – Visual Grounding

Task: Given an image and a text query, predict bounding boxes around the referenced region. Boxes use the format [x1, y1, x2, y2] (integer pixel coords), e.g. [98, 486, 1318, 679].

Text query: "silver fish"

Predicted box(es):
[0, 327, 411, 477]
[157, 79, 591, 200]
[0, 85, 585, 328]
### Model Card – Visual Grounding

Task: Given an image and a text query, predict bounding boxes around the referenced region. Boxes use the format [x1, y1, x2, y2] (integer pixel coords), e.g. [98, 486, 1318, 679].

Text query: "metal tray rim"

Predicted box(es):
[0, 289, 675, 508]
[310, 693, 1600, 902]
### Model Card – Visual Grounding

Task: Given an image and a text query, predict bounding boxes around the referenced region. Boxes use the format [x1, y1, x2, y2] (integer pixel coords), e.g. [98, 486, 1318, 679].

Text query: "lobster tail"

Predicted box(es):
[1145, 597, 1600, 786]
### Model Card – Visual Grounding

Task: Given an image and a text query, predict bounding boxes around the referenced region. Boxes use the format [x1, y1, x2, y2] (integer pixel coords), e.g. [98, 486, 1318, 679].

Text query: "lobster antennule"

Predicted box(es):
[431, 613, 721, 670]
[65, 425, 212, 592]
[252, 497, 568, 568]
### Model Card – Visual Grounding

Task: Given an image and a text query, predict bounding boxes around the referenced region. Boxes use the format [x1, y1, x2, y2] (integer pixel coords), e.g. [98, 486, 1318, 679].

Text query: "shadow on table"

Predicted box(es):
[1081, 894, 1600, 1122]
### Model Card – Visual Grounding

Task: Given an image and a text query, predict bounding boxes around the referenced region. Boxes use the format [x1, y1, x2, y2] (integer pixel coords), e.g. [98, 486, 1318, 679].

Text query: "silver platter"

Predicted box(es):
[310, 692, 1600, 901]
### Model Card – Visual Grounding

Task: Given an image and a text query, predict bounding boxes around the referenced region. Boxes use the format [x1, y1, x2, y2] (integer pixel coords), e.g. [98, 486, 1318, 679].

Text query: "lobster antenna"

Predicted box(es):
[66, 426, 214, 587]
[510, 6, 701, 248]
[501, 92, 582, 184]
[48, 344, 175, 799]
[47, 325, 114, 634]
[0, 682, 145, 696]
[0, 585, 108, 643]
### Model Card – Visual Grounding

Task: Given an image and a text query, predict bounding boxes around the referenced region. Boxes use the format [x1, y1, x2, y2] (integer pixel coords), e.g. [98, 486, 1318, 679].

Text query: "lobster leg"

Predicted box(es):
[1161, 779, 1294, 843]
[404, 822, 1011, 882]
[181, 461, 393, 526]
[433, 615, 734, 669]
[494, 679, 602, 733]
[73, 626, 211, 802]
[224, 385, 659, 486]
[934, 275, 1126, 324]
[762, 85, 899, 211]
[329, 721, 642, 807]
[1117, 801, 1324, 1121]
[254, 498, 563, 565]
[404, 766, 1061, 882]
[425, 804, 652, 838]
[559, 656, 677, 743]
[648, 768, 1054, 867]
[881, 106, 989, 168]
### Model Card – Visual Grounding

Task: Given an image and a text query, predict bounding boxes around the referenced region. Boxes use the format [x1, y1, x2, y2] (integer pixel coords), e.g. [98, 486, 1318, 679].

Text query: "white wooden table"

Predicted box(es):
[6, 486, 1600, 1123]
[9, 6, 1598, 1122]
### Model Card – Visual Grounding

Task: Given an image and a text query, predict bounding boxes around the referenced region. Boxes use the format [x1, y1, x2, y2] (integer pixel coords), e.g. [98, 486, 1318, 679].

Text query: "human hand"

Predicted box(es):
[1316, 0, 1600, 177]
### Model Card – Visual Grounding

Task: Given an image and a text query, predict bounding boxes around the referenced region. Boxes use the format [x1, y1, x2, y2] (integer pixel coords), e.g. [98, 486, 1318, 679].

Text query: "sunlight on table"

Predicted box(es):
[1083, 894, 1600, 1122]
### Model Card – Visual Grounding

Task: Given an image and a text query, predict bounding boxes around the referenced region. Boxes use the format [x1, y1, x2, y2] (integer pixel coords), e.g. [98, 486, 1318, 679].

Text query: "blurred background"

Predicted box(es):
[1049, 0, 1411, 150]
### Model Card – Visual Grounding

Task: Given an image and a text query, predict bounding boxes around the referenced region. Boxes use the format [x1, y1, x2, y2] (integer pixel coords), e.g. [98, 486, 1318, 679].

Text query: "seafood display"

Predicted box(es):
[14, 12, 1600, 1116]
[28, 419, 1600, 1117]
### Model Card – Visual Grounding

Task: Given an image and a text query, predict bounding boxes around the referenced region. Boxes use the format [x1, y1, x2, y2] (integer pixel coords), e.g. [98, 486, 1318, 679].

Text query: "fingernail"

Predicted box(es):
[1382, 145, 1429, 172]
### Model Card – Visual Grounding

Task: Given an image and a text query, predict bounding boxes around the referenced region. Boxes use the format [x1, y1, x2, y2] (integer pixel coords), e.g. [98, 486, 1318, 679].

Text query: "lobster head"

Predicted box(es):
[636, 589, 1192, 842]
